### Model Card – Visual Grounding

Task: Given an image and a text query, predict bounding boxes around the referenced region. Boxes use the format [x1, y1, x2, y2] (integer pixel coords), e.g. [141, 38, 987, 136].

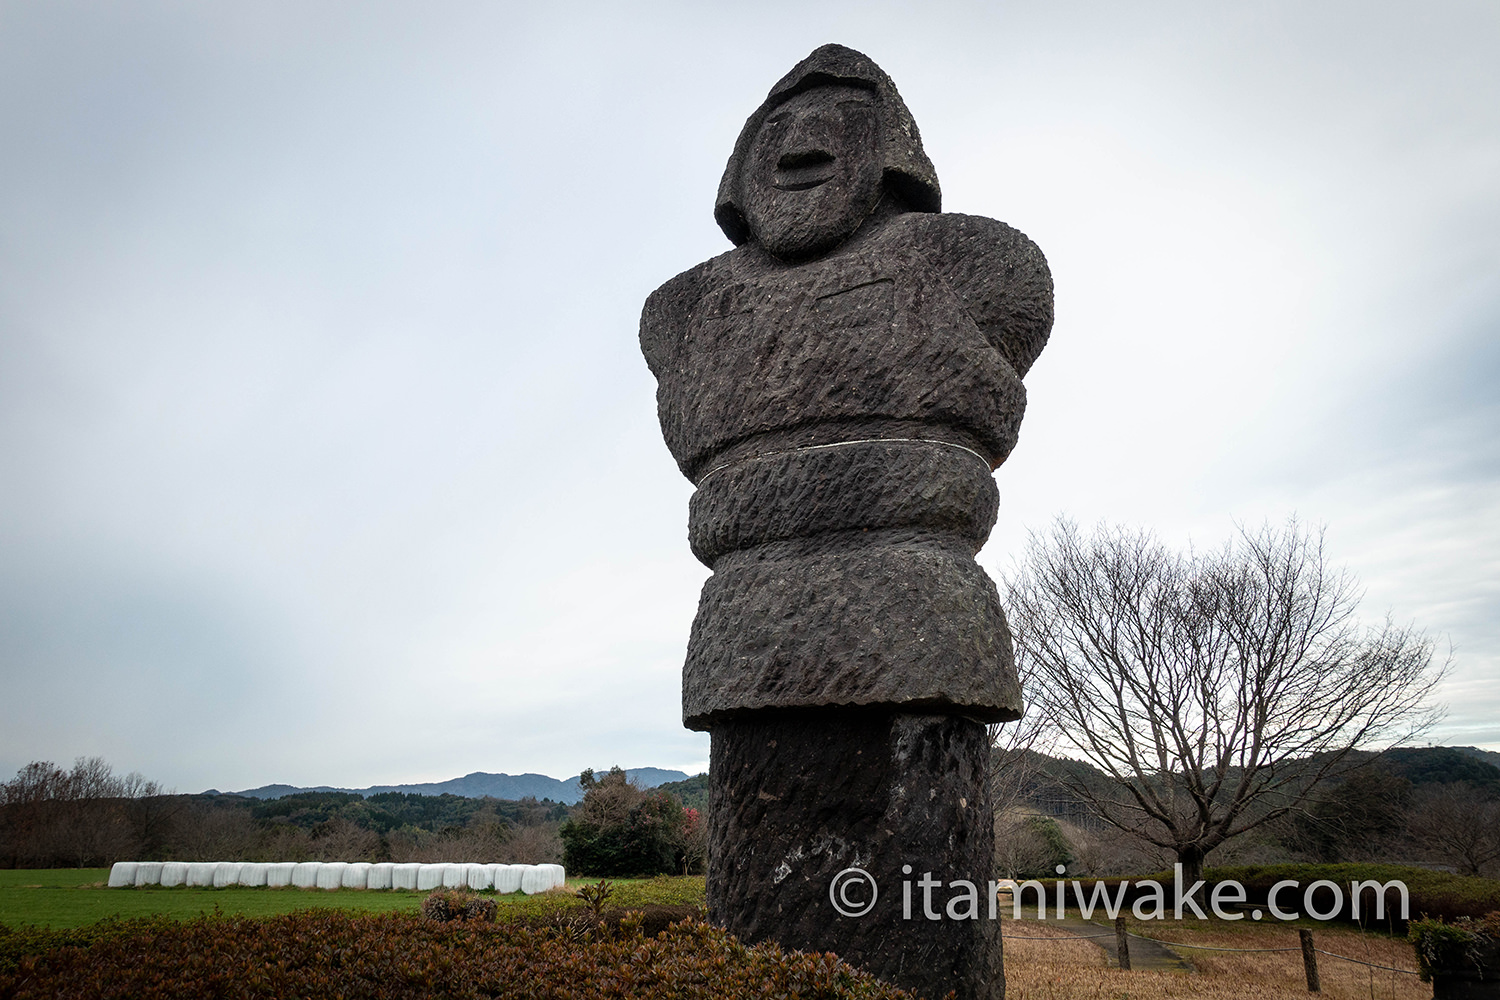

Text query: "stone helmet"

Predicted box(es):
[714, 43, 942, 246]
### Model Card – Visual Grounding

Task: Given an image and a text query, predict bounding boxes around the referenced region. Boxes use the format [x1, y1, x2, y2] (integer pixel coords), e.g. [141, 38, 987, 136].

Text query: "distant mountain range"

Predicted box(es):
[227, 767, 692, 805]
[223, 746, 1498, 807]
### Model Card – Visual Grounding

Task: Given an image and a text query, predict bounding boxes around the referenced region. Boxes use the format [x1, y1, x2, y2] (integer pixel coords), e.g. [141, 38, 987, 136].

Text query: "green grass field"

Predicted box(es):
[0, 869, 707, 930]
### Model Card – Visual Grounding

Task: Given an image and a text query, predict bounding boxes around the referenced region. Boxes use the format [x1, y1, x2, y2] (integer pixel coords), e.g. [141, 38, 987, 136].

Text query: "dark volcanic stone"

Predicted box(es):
[688, 438, 999, 566]
[639, 42, 1053, 1000]
[640, 213, 1046, 483]
[684, 537, 1020, 729]
[710, 710, 1003, 1000]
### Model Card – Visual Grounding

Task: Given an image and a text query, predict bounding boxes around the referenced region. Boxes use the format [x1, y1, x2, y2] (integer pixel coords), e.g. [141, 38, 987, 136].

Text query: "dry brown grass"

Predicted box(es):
[1003, 918, 1425, 1000]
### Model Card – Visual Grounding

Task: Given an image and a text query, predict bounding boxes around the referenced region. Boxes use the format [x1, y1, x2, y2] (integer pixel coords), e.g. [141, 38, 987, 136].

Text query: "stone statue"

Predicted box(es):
[640, 44, 1053, 1000]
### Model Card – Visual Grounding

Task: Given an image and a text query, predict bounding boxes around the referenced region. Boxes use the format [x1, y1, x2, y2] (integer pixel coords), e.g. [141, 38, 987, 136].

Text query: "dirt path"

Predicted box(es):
[1009, 914, 1194, 972]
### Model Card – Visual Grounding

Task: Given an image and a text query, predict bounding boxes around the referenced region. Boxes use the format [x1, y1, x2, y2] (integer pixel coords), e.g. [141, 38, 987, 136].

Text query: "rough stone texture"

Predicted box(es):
[688, 431, 999, 565]
[641, 215, 1047, 483]
[710, 710, 1002, 1000]
[640, 53, 1051, 725]
[685, 537, 1019, 728]
[640, 42, 1052, 1000]
[714, 44, 941, 247]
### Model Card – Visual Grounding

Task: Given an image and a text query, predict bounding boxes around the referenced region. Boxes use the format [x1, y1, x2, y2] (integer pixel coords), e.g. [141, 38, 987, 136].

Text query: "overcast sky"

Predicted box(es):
[2, 1, 1496, 794]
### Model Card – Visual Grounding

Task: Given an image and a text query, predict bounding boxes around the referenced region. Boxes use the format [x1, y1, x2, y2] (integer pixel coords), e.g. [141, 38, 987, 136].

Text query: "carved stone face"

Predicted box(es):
[740, 85, 883, 261]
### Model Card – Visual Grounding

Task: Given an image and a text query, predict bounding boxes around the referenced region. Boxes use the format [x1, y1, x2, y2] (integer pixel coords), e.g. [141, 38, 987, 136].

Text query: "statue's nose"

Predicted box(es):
[779, 111, 838, 164]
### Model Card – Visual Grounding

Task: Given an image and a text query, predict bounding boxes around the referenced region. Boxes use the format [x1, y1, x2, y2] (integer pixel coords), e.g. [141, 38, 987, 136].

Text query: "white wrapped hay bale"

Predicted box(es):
[212, 863, 244, 888]
[185, 862, 218, 887]
[541, 863, 566, 889]
[238, 863, 269, 887]
[134, 862, 164, 886]
[366, 863, 394, 890]
[416, 864, 446, 891]
[316, 861, 348, 890]
[107, 862, 138, 888]
[518, 864, 549, 895]
[291, 862, 322, 889]
[492, 864, 522, 894]
[342, 862, 371, 889]
[266, 862, 296, 887]
[441, 863, 466, 889]
[392, 863, 421, 891]
[466, 864, 493, 891]
[160, 862, 188, 887]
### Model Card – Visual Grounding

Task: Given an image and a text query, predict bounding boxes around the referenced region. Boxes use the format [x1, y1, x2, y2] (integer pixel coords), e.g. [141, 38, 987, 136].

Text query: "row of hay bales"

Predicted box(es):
[107, 861, 566, 893]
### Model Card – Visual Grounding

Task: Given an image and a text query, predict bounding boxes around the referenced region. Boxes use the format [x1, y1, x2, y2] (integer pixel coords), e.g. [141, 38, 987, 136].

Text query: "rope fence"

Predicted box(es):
[1138, 940, 1299, 953]
[1000, 931, 1118, 940]
[1313, 949, 1422, 976]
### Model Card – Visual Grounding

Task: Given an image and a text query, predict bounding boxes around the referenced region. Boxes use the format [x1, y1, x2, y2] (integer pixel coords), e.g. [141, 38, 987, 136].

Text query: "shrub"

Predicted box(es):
[577, 879, 614, 916]
[420, 888, 497, 923]
[1409, 912, 1500, 981]
[0, 909, 919, 998]
[1019, 815, 1075, 877]
[561, 768, 695, 877]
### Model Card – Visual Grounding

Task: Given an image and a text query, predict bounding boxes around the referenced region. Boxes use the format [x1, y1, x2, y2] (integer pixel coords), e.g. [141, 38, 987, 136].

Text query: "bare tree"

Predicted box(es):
[503, 822, 564, 865]
[1, 757, 154, 866]
[987, 704, 1053, 818]
[572, 767, 646, 827]
[172, 804, 262, 861]
[0, 761, 68, 866]
[310, 817, 383, 862]
[1407, 783, 1500, 877]
[988, 681, 1071, 875]
[119, 776, 181, 861]
[263, 823, 317, 862]
[1005, 517, 1446, 886]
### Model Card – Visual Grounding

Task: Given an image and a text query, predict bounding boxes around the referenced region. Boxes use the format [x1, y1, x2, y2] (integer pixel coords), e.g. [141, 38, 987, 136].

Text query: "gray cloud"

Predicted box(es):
[3, 1, 1496, 790]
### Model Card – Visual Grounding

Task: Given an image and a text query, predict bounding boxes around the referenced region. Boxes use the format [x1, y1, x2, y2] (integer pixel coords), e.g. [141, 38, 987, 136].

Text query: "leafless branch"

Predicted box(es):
[1004, 516, 1448, 881]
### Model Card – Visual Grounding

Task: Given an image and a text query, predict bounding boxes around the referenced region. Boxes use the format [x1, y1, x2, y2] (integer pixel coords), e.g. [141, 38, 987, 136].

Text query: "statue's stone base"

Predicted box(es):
[708, 709, 1002, 1000]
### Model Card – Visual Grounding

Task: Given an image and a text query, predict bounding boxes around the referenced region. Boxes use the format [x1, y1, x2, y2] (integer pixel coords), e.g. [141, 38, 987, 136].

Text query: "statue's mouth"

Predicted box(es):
[773, 149, 836, 191]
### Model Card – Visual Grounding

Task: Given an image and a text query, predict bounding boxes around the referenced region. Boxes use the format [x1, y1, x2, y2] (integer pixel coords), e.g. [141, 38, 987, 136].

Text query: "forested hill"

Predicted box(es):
[226, 746, 1498, 807]
[228, 768, 691, 804]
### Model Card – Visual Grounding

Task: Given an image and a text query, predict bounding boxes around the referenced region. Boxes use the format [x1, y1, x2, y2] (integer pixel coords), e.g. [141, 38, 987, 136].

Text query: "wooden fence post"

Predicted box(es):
[1114, 915, 1131, 971]
[1299, 929, 1321, 992]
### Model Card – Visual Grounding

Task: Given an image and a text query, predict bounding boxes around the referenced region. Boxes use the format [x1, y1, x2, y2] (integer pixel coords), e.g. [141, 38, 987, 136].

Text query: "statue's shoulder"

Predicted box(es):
[889, 212, 1054, 378]
[639, 249, 742, 376]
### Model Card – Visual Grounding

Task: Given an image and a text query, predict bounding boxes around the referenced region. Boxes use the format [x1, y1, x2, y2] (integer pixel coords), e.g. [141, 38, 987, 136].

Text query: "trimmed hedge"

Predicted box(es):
[0, 908, 919, 999]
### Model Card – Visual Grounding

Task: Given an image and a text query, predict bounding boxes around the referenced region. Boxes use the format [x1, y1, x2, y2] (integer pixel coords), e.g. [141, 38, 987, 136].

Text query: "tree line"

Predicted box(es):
[0, 757, 569, 869]
[992, 744, 1500, 879]
[1, 757, 712, 876]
